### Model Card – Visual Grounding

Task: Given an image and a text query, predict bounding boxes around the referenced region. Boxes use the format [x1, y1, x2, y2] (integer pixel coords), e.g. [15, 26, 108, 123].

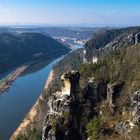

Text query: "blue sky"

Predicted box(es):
[0, 0, 140, 26]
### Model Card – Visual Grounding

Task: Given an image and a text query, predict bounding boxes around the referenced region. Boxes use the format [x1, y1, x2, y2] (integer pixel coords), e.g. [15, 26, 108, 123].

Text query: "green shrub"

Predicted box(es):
[16, 128, 42, 140]
[86, 117, 101, 140]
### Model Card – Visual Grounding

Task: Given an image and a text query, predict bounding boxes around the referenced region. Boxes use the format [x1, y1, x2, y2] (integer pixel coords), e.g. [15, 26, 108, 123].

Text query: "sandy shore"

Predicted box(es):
[10, 69, 54, 140]
[44, 70, 54, 89]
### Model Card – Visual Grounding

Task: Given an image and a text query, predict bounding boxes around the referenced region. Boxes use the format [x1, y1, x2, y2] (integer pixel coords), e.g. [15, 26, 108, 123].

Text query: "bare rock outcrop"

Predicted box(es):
[131, 90, 140, 123]
[42, 71, 80, 140]
[135, 32, 140, 45]
[107, 82, 124, 115]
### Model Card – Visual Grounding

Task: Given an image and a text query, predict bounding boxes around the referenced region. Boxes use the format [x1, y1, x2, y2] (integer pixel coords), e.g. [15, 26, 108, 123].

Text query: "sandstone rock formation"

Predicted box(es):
[84, 28, 140, 63]
[42, 70, 80, 140]
[131, 90, 140, 123]
[135, 32, 140, 45]
[107, 82, 123, 115]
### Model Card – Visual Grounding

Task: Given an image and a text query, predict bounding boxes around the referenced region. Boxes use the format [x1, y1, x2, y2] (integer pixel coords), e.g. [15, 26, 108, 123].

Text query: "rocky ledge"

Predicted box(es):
[42, 70, 80, 140]
[42, 70, 140, 140]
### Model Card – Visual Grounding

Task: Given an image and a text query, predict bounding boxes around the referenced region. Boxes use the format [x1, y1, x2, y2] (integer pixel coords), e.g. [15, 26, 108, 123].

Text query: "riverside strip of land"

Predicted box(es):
[10, 69, 54, 140]
[0, 66, 28, 94]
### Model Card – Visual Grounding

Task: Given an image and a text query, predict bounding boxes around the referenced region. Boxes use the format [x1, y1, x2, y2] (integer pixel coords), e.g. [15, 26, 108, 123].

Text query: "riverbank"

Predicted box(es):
[9, 47, 83, 140]
[10, 69, 54, 140]
[0, 66, 28, 94]
[0, 52, 67, 95]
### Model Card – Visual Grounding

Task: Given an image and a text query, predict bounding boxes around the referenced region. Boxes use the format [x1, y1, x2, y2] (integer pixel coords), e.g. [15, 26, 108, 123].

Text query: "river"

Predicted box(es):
[0, 45, 83, 140]
[0, 57, 63, 140]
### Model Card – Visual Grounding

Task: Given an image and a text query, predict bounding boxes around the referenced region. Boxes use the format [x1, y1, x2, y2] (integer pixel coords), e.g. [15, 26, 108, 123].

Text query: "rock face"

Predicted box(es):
[84, 28, 140, 63]
[42, 70, 127, 140]
[66, 71, 81, 139]
[84, 78, 98, 102]
[115, 122, 128, 135]
[131, 90, 140, 123]
[135, 32, 140, 45]
[107, 82, 124, 115]
[61, 74, 71, 95]
[42, 71, 139, 139]
[97, 78, 108, 101]
[41, 73, 140, 140]
[69, 71, 80, 99]
[83, 46, 99, 63]
[42, 70, 80, 140]
[107, 83, 116, 115]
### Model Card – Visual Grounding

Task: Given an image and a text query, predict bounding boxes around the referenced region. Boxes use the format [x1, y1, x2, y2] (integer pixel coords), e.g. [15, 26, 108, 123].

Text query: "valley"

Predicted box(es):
[0, 26, 140, 140]
[0, 1, 139, 140]
[9, 26, 140, 140]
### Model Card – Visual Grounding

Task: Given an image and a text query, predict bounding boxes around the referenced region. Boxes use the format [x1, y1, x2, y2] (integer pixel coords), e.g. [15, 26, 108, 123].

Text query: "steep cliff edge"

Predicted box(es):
[10, 48, 83, 140]
[84, 26, 140, 62]
[41, 27, 140, 140]
[11, 26, 140, 140]
[42, 44, 140, 140]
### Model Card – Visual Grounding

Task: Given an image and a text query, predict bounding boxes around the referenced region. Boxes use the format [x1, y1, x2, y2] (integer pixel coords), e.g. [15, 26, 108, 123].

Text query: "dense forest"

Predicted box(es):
[0, 32, 70, 73]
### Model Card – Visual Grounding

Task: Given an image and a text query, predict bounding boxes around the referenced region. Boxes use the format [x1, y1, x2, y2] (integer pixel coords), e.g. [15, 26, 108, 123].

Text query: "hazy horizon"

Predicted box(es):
[0, 0, 140, 27]
[0, 23, 139, 28]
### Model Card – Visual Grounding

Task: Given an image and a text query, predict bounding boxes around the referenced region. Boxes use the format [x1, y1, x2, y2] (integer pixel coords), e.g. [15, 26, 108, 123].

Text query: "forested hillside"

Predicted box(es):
[0, 33, 70, 73]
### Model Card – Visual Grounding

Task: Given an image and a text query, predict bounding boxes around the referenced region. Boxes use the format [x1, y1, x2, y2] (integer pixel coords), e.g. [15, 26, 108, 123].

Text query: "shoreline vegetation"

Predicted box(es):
[0, 66, 28, 94]
[9, 48, 82, 139]
[0, 51, 68, 95]
[10, 69, 54, 140]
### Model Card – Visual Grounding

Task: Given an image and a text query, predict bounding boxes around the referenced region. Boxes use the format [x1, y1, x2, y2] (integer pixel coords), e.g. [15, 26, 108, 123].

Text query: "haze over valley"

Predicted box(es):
[0, 0, 140, 140]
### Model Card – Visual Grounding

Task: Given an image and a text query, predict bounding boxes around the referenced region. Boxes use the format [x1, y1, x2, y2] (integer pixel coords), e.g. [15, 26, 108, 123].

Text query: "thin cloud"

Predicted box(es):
[112, 10, 117, 13]
[0, 5, 3, 9]
[4, 9, 11, 12]
[88, 10, 96, 14]
[0, 5, 11, 13]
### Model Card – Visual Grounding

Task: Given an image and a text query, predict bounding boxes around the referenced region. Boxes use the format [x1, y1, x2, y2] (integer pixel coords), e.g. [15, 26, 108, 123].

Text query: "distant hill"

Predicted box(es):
[0, 32, 70, 73]
[0, 27, 100, 39]
[84, 26, 140, 61]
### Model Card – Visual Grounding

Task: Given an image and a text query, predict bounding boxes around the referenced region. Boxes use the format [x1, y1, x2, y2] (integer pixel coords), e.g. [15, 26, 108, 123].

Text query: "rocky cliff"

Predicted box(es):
[41, 68, 140, 140]
[12, 26, 140, 140]
[42, 48, 140, 139]
[41, 27, 140, 140]
[84, 27, 140, 63]
[10, 48, 84, 140]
